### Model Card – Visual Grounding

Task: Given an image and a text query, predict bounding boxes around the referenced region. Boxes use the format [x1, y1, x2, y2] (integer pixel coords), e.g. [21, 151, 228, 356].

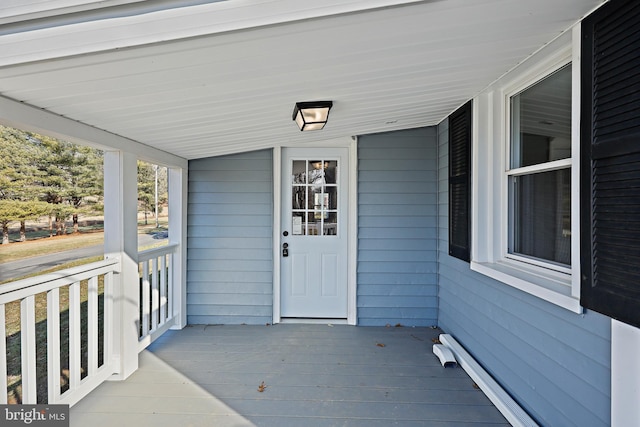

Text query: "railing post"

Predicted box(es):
[104, 150, 139, 380]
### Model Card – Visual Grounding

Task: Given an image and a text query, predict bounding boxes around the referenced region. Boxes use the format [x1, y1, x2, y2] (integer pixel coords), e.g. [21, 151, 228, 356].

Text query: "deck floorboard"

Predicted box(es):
[71, 324, 510, 426]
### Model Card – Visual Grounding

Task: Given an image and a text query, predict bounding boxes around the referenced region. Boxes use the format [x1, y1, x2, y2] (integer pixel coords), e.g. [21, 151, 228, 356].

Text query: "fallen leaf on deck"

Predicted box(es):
[376, 342, 386, 347]
[472, 382, 480, 390]
[258, 381, 267, 392]
[431, 337, 441, 344]
[395, 323, 403, 327]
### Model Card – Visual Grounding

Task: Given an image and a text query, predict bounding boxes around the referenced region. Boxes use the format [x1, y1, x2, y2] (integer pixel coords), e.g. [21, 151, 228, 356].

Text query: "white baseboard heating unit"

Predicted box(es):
[435, 334, 539, 427]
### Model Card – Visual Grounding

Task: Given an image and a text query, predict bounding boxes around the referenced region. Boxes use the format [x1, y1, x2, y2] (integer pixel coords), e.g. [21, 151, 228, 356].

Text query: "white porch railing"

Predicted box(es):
[0, 258, 119, 406]
[0, 244, 179, 406]
[137, 244, 178, 352]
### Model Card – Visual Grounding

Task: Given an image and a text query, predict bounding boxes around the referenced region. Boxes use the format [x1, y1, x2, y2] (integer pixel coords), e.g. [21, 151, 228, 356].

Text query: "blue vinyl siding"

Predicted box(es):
[357, 128, 438, 326]
[437, 119, 611, 426]
[187, 149, 273, 325]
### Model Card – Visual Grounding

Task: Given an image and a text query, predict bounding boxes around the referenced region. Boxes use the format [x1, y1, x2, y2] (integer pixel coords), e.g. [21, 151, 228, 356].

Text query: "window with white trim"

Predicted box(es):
[469, 30, 581, 313]
[507, 65, 572, 271]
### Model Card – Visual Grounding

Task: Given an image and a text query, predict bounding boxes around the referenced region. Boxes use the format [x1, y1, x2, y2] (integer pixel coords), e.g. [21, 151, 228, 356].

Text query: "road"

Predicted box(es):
[0, 233, 167, 282]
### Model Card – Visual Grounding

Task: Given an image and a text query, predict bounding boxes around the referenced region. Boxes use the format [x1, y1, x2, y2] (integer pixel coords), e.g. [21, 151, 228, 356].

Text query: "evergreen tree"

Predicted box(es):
[0, 126, 47, 242]
[32, 133, 103, 235]
[0, 200, 50, 244]
[0, 125, 103, 241]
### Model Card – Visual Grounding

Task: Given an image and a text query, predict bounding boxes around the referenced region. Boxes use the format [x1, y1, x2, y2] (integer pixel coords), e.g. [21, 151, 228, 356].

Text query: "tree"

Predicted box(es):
[64, 144, 103, 232]
[33, 133, 103, 235]
[0, 200, 50, 244]
[137, 161, 167, 226]
[0, 125, 103, 241]
[0, 126, 47, 241]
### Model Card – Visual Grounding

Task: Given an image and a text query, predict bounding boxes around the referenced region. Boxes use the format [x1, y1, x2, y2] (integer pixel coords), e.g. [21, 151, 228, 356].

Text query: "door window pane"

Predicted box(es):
[292, 160, 306, 183]
[292, 186, 305, 210]
[324, 212, 338, 235]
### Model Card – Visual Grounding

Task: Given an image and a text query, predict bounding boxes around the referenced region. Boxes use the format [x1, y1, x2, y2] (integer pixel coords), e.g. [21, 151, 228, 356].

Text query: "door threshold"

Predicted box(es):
[279, 318, 348, 325]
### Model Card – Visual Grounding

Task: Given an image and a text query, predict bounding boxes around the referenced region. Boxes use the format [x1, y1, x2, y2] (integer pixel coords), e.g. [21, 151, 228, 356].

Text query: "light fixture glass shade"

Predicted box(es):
[292, 101, 333, 131]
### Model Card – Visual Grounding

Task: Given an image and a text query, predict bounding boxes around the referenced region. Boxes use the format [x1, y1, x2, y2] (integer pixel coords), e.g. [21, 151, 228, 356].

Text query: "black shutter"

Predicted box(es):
[581, 0, 640, 328]
[449, 101, 472, 262]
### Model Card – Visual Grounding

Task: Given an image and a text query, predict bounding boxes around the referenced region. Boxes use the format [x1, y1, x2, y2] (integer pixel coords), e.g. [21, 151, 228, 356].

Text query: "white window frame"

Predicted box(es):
[505, 65, 573, 274]
[470, 27, 582, 313]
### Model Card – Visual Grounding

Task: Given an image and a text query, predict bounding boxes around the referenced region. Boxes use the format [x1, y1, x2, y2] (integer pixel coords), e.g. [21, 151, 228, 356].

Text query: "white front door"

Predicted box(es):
[280, 147, 348, 319]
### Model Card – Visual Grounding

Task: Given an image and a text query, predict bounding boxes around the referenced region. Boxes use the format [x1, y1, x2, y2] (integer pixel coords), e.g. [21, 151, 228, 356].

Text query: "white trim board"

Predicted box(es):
[439, 334, 539, 427]
[611, 319, 640, 427]
[272, 146, 282, 325]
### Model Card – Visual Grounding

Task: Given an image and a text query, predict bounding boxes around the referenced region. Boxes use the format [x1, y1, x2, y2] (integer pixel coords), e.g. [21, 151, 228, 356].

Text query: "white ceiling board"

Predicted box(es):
[0, 0, 429, 65]
[0, 0, 606, 159]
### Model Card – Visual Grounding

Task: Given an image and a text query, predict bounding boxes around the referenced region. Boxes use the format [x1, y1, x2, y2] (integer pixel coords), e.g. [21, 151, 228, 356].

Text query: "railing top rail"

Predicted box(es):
[137, 243, 178, 262]
[0, 258, 120, 297]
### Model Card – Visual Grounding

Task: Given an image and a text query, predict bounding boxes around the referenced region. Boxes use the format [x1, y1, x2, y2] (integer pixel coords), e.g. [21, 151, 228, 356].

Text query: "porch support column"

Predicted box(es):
[168, 166, 187, 328]
[104, 150, 139, 380]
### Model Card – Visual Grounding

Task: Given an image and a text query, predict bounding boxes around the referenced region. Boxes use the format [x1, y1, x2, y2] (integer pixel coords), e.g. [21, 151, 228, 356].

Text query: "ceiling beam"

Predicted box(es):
[0, 95, 187, 168]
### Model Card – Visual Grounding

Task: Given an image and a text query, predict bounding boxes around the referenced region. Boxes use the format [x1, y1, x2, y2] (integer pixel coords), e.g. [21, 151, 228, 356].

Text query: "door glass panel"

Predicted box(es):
[324, 161, 337, 184]
[310, 187, 326, 211]
[324, 212, 338, 235]
[309, 212, 320, 235]
[308, 160, 325, 184]
[290, 212, 302, 235]
[291, 159, 338, 236]
[292, 160, 306, 183]
[292, 186, 305, 210]
[326, 186, 338, 209]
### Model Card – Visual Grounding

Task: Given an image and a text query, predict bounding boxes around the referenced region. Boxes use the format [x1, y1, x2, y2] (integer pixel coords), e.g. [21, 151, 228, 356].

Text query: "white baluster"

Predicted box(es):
[47, 288, 61, 403]
[20, 295, 37, 404]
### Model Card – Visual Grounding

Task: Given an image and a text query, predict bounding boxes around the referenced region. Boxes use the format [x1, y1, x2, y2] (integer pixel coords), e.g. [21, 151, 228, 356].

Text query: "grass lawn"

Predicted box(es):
[1, 221, 168, 265]
[0, 232, 105, 264]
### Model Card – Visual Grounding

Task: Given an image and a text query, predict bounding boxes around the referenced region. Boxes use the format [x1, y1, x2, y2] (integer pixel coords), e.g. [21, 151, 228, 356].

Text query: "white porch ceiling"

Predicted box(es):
[0, 0, 605, 160]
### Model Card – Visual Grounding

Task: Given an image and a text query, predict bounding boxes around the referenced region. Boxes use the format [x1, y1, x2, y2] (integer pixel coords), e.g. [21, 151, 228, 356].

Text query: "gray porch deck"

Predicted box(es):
[70, 324, 509, 426]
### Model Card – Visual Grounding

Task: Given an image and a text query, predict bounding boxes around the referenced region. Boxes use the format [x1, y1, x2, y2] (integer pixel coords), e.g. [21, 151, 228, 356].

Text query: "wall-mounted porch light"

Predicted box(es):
[292, 101, 333, 131]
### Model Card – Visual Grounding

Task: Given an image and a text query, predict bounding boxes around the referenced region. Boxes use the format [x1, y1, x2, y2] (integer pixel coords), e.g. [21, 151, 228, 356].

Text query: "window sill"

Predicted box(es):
[470, 260, 583, 314]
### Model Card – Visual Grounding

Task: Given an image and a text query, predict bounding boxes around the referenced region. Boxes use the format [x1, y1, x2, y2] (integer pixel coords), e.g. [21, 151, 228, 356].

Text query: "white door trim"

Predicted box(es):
[273, 146, 282, 324]
[272, 137, 358, 325]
